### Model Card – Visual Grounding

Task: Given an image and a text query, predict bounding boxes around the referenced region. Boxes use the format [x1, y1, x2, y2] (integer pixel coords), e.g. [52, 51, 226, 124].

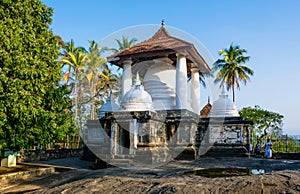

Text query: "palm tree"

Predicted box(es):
[61, 51, 88, 128]
[85, 40, 112, 119]
[61, 39, 87, 83]
[212, 42, 254, 102]
[112, 36, 137, 52]
[64, 39, 86, 55]
[60, 42, 88, 148]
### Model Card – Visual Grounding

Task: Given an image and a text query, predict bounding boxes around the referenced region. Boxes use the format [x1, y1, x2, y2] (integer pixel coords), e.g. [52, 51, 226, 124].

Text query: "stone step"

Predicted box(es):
[109, 159, 134, 167]
[113, 155, 133, 160]
[204, 146, 248, 157]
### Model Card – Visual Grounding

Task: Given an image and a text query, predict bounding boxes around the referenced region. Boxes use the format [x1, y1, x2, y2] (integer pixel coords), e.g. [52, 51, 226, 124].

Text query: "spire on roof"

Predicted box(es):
[208, 96, 210, 104]
[151, 21, 170, 39]
[161, 19, 165, 26]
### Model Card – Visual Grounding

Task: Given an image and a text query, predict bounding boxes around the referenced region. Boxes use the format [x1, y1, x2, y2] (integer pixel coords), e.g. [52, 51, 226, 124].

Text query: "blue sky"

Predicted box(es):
[42, 0, 300, 135]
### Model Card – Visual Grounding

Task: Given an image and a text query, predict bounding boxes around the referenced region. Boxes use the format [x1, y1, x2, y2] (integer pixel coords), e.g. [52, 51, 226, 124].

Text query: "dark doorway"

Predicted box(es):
[122, 128, 130, 152]
[118, 123, 130, 155]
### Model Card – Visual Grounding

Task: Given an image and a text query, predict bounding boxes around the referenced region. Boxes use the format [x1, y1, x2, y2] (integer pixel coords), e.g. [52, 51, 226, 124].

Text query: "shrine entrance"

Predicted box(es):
[116, 123, 130, 155]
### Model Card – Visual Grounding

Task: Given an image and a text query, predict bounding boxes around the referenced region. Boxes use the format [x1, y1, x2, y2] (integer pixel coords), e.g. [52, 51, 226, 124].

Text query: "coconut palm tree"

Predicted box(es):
[64, 39, 86, 55]
[212, 43, 254, 102]
[112, 36, 137, 52]
[85, 40, 114, 119]
[61, 51, 88, 127]
[61, 39, 87, 83]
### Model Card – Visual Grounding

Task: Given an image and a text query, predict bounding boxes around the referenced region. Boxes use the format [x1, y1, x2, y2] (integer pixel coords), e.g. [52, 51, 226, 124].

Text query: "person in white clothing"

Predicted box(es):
[264, 138, 272, 159]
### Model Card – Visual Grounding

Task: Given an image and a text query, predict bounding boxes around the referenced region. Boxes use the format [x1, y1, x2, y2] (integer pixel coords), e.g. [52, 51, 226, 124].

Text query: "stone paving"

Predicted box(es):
[0, 157, 300, 193]
[35, 157, 94, 170]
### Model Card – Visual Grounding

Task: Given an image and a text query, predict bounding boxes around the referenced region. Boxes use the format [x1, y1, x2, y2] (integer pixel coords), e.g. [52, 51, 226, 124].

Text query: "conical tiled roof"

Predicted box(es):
[200, 102, 212, 118]
[107, 23, 210, 74]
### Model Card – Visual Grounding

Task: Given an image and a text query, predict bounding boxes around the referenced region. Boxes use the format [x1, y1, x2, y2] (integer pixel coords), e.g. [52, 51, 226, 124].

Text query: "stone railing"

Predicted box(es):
[17, 149, 83, 163]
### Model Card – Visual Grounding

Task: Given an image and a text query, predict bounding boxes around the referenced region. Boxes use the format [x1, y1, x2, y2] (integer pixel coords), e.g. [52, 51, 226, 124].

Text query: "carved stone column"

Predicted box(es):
[111, 121, 117, 157]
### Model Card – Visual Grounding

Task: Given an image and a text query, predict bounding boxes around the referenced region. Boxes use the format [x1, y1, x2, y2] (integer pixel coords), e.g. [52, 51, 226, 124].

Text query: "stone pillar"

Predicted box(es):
[191, 67, 201, 114]
[190, 123, 197, 144]
[129, 119, 137, 155]
[122, 59, 132, 98]
[111, 121, 117, 158]
[176, 54, 190, 110]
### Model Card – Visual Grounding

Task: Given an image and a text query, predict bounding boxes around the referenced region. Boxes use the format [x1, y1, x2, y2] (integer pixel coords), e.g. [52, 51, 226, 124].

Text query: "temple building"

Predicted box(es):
[197, 87, 252, 157]
[85, 22, 252, 167]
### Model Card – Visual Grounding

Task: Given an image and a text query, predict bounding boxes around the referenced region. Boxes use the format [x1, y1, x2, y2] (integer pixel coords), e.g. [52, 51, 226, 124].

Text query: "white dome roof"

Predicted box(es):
[121, 74, 154, 111]
[209, 87, 240, 117]
[98, 95, 120, 119]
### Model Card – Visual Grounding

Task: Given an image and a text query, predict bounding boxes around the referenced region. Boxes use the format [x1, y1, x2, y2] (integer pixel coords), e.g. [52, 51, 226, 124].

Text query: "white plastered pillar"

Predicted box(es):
[176, 54, 190, 110]
[121, 59, 132, 98]
[191, 67, 201, 114]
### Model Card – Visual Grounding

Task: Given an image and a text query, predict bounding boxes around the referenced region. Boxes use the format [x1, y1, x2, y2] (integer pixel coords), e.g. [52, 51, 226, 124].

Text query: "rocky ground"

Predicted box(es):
[1, 157, 300, 194]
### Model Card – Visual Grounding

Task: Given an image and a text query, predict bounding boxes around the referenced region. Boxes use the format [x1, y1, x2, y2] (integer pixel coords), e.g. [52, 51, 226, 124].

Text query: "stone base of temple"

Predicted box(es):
[91, 157, 114, 169]
[134, 146, 170, 165]
[174, 146, 197, 160]
[85, 106, 253, 166]
[204, 144, 249, 157]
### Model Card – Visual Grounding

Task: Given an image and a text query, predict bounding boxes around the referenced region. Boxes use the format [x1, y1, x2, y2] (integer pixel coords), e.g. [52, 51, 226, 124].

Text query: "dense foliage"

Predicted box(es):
[239, 106, 284, 140]
[0, 0, 76, 150]
[60, 39, 118, 131]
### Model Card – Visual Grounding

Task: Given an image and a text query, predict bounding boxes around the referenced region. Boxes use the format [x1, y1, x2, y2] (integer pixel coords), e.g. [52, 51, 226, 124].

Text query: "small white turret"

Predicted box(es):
[209, 86, 240, 117]
[121, 73, 154, 111]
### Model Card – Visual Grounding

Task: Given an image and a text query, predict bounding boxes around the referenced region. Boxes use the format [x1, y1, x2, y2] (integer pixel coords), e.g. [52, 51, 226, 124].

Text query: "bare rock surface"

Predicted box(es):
[1, 157, 300, 194]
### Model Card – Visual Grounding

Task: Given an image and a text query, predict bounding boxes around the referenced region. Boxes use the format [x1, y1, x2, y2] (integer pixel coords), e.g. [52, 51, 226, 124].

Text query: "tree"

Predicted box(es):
[112, 36, 137, 52]
[239, 106, 284, 140]
[212, 43, 254, 102]
[85, 40, 110, 119]
[61, 51, 88, 128]
[61, 39, 87, 83]
[0, 0, 75, 150]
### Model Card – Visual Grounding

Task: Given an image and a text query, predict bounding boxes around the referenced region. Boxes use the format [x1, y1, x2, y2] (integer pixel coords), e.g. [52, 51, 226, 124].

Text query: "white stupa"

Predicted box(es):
[121, 73, 154, 111]
[208, 86, 240, 117]
[98, 94, 120, 119]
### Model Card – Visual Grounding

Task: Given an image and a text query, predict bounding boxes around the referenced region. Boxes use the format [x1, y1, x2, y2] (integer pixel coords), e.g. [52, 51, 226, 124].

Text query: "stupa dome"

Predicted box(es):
[121, 73, 153, 111]
[98, 94, 120, 119]
[209, 87, 240, 117]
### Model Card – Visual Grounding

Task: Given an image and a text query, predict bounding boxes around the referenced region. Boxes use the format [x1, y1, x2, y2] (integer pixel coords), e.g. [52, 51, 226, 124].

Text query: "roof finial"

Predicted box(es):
[134, 73, 141, 86]
[161, 18, 165, 26]
[208, 96, 210, 104]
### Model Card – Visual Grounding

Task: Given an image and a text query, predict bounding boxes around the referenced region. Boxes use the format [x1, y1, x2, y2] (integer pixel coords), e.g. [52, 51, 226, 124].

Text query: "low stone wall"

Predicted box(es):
[0, 166, 55, 184]
[203, 145, 249, 157]
[273, 152, 300, 160]
[18, 149, 83, 162]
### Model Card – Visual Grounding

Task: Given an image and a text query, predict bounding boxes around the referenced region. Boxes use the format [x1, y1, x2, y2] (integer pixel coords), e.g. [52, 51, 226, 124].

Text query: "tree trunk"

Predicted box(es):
[232, 84, 235, 102]
[90, 74, 95, 120]
[74, 69, 78, 128]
